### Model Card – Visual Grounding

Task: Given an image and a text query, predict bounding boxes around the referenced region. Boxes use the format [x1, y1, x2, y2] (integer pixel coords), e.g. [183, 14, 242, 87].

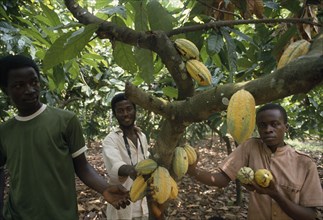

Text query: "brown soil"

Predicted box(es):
[77, 139, 323, 220]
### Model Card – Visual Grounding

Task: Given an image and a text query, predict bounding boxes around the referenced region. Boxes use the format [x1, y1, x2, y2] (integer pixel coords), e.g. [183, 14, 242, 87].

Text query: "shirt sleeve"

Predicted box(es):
[65, 114, 86, 155]
[299, 159, 323, 207]
[102, 133, 128, 184]
[219, 139, 253, 180]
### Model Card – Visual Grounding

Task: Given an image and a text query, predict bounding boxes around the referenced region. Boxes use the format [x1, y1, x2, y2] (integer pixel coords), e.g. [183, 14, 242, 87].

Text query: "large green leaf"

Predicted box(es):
[134, 48, 154, 83]
[43, 23, 99, 70]
[113, 41, 137, 73]
[0, 5, 10, 20]
[147, 1, 175, 31]
[207, 33, 224, 56]
[162, 86, 178, 99]
[221, 27, 237, 77]
[40, 2, 61, 27]
[131, 1, 149, 31]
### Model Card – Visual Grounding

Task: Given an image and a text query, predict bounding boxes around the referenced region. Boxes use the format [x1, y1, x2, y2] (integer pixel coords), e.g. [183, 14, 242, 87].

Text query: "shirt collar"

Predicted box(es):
[15, 104, 47, 121]
[114, 126, 141, 134]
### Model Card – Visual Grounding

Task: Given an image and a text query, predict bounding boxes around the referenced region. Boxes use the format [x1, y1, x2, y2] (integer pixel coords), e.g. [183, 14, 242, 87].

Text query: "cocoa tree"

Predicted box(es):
[1, 0, 322, 218]
[61, 0, 323, 217]
[63, 0, 322, 149]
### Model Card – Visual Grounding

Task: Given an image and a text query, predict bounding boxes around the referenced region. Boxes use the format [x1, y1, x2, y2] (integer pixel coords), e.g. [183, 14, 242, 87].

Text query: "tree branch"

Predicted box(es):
[126, 33, 323, 123]
[167, 18, 321, 37]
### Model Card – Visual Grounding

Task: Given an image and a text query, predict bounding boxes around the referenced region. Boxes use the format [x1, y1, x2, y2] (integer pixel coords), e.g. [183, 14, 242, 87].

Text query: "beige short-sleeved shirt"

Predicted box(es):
[219, 138, 323, 220]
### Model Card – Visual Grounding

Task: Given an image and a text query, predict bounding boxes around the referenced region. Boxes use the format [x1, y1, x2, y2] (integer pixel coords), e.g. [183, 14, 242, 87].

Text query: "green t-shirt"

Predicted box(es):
[0, 105, 86, 220]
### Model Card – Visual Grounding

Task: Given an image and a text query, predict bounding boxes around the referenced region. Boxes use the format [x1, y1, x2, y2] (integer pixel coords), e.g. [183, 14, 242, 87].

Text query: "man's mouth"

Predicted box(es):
[263, 136, 276, 140]
[23, 97, 38, 103]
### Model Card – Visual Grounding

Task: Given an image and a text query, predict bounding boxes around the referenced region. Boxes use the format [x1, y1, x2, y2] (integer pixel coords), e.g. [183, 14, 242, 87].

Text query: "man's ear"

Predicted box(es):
[285, 123, 289, 132]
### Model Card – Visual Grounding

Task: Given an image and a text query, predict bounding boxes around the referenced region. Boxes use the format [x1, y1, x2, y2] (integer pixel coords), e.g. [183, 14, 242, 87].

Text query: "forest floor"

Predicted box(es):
[77, 138, 323, 220]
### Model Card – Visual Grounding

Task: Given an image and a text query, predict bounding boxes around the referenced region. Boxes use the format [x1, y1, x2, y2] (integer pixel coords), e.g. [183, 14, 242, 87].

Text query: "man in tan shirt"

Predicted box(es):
[188, 103, 323, 220]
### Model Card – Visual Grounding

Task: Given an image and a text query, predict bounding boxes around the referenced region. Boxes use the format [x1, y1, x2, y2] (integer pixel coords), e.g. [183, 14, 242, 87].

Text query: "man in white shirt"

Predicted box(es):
[102, 93, 149, 220]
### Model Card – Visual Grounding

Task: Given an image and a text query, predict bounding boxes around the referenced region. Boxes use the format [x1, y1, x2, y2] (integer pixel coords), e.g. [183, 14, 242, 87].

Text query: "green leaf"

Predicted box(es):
[40, 2, 61, 26]
[99, 5, 127, 19]
[207, 33, 224, 56]
[162, 86, 178, 99]
[221, 27, 237, 75]
[147, 1, 175, 31]
[131, 1, 149, 31]
[19, 28, 51, 47]
[0, 5, 10, 20]
[113, 41, 137, 73]
[134, 48, 154, 83]
[43, 23, 99, 70]
[68, 60, 81, 80]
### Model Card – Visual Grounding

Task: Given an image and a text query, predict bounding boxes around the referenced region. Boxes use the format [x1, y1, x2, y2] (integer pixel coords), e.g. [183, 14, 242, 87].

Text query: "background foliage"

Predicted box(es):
[0, 0, 322, 143]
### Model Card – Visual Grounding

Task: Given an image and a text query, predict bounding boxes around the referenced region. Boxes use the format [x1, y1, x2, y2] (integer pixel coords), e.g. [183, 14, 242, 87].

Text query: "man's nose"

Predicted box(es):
[25, 84, 35, 94]
[264, 125, 274, 133]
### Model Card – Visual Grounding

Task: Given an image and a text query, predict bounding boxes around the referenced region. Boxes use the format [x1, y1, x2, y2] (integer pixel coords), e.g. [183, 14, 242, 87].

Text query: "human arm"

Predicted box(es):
[102, 133, 137, 183]
[187, 158, 231, 188]
[73, 153, 130, 209]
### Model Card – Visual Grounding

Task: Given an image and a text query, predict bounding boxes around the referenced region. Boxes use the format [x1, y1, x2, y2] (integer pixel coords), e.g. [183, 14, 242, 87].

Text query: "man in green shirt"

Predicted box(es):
[0, 54, 130, 219]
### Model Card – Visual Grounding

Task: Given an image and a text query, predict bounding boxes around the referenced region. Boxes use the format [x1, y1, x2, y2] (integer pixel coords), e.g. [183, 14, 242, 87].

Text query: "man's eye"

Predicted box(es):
[32, 80, 39, 86]
[257, 123, 265, 128]
[12, 84, 21, 89]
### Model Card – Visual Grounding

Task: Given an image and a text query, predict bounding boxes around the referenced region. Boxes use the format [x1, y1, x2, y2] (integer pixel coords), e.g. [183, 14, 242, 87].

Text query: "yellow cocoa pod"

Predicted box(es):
[226, 89, 256, 144]
[277, 39, 310, 69]
[185, 59, 212, 86]
[150, 166, 172, 204]
[237, 167, 254, 184]
[130, 175, 147, 202]
[174, 38, 199, 60]
[183, 144, 197, 165]
[255, 169, 273, 187]
[172, 147, 189, 179]
[135, 158, 158, 175]
[169, 176, 179, 199]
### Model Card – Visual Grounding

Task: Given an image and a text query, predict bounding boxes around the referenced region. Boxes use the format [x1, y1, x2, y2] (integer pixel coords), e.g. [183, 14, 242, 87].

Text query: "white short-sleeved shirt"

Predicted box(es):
[102, 127, 150, 219]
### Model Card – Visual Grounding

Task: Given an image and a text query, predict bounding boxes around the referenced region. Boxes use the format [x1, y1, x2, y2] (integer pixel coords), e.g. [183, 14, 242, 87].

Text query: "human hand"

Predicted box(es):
[102, 184, 130, 209]
[242, 178, 278, 197]
[129, 167, 137, 180]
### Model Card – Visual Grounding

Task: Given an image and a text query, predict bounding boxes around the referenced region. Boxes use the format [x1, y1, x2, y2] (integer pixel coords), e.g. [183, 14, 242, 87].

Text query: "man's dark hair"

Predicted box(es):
[0, 54, 40, 90]
[256, 103, 288, 123]
[111, 93, 136, 116]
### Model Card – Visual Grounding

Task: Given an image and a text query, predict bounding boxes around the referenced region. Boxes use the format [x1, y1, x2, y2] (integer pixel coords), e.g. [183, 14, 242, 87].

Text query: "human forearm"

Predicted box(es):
[189, 168, 231, 188]
[73, 154, 130, 209]
[271, 191, 317, 220]
[75, 160, 109, 193]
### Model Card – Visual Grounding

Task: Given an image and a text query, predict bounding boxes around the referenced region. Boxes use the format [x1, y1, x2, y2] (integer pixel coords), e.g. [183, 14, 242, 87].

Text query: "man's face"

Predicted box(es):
[256, 109, 288, 148]
[6, 66, 41, 116]
[114, 100, 136, 128]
